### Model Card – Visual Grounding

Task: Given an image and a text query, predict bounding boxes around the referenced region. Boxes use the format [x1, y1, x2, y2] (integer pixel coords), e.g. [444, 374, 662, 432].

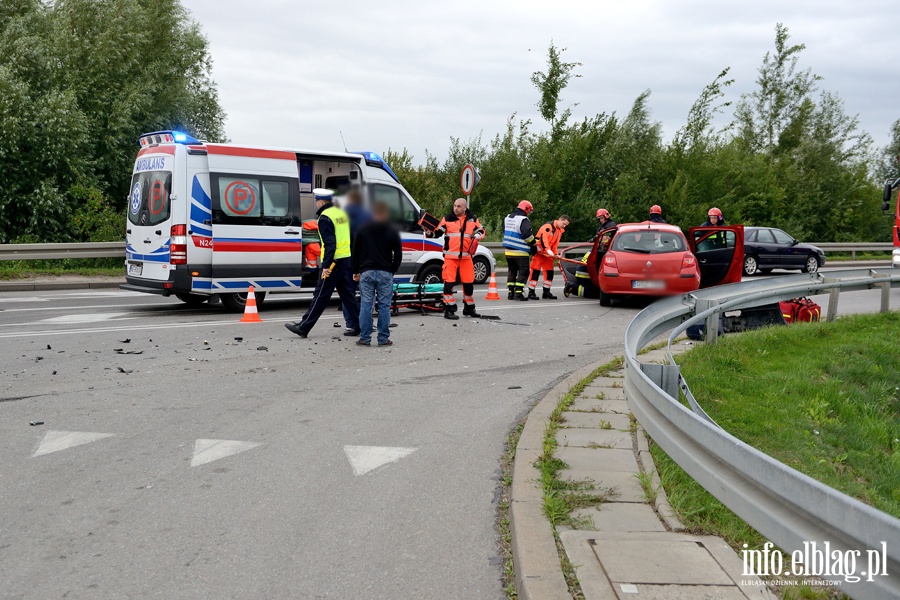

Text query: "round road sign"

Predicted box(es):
[460, 163, 479, 196]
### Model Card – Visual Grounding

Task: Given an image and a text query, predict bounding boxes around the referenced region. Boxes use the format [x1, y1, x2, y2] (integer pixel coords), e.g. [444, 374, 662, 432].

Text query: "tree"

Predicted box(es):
[530, 42, 581, 133]
[734, 23, 821, 154]
[880, 119, 900, 181]
[0, 0, 226, 243]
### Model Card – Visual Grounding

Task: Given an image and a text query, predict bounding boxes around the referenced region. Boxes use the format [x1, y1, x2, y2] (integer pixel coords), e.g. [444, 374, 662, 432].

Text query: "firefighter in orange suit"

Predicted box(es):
[432, 198, 486, 320]
[527, 215, 570, 300]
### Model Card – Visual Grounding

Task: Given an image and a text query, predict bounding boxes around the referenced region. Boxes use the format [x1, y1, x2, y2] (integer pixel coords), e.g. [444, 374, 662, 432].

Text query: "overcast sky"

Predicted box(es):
[183, 0, 899, 164]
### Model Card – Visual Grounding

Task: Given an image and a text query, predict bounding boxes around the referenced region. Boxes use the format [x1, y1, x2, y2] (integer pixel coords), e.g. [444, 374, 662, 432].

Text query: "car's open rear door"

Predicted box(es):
[688, 225, 744, 288]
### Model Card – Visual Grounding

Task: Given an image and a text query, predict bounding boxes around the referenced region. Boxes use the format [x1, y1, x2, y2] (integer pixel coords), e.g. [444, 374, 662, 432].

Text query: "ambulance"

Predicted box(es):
[121, 131, 496, 311]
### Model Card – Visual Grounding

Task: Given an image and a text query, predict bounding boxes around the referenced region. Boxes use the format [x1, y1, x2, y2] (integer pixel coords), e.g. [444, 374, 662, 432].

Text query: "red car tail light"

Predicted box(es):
[170, 224, 187, 265]
[603, 253, 618, 270]
[681, 253, 696, 270]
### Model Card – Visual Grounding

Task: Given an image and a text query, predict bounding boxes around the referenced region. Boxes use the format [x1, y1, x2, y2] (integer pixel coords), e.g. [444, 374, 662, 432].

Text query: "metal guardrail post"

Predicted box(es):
[824, 277, 841, 321]
[639, 363, 680, 400]
[694, 298, 720, 344]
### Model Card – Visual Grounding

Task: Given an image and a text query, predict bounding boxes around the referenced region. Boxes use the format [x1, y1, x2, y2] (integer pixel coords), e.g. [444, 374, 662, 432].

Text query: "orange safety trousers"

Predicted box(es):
[442, 256, 475, 306]
[528, 254, 555, 290]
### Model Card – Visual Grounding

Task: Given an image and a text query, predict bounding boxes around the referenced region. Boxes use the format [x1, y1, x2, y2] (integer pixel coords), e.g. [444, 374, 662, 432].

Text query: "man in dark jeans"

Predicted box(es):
[352, 202, 402, 347]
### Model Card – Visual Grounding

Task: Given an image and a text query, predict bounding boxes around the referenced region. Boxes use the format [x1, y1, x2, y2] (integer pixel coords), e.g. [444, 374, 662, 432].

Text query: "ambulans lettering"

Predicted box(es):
[133, 157, 170, 173]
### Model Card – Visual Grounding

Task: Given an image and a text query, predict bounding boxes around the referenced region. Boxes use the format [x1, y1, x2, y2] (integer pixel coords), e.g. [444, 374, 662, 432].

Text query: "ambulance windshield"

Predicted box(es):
[128, 171, 172, 227]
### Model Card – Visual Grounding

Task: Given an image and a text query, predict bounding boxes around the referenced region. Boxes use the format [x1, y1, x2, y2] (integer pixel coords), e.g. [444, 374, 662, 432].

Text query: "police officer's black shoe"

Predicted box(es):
[514, 292, 528, 301]
[284, 322, 308, 338]
[527, 290, 540, 301]
[444, 304, 460, 320]
[463, 304, 483, 318]
[542, 290, 558, 300]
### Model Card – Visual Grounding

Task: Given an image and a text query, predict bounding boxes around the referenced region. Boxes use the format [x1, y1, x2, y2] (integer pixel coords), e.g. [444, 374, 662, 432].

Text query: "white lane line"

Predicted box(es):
[0, 297, 49, 303]
[0, 303, 175, 314]
[344, 445, 418, 476]
[190, 439, 262, 467]
[32, 430, 115, 457]
[39, 312, 131, 325]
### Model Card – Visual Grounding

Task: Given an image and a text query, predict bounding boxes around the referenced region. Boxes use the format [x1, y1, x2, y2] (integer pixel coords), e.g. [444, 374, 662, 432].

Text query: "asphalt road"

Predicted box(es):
[0, 269, 896, 600]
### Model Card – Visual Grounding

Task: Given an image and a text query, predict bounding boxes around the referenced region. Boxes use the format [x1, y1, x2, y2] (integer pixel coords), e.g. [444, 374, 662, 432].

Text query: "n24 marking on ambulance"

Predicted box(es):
[133, 156, 171, 173]
[192, 236, 213, 248]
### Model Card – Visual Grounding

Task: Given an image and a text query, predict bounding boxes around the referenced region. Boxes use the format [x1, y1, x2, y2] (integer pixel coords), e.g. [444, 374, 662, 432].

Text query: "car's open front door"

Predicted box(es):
[587, 229, 616, 287]
[688, 225, 744, 288]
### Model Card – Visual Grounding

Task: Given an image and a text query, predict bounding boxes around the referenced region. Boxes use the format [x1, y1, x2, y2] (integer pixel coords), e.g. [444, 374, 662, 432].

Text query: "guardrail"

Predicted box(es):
[623, 268, 900, 600]
[0, 240, 893, 261]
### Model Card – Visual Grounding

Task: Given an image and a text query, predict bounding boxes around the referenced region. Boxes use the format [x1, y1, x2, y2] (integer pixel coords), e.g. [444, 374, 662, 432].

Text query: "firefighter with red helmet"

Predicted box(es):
[503, 200, 537, 301]
[526, 215, 570, 300]
[433, 197, 486, 320]
[648, 205, 666, 223]
[591, 208, 617, 241]
[702, 207, 725, 226]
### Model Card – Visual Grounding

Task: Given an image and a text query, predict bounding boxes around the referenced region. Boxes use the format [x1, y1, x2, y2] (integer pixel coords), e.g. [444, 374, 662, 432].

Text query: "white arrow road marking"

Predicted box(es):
[343, 445, 418, 476]
[39, 312, 130, 324]
[33, 430, 114, 457]
[190, 439, 262, 467]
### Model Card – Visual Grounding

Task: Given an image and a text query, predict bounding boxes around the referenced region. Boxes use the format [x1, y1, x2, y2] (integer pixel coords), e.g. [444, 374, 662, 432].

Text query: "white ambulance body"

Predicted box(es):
[122, 131, 495, 311]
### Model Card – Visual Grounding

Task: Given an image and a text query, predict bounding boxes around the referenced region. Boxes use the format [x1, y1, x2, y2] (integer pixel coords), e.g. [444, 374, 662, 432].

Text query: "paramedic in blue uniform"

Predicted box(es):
[285, 189, 360, 339]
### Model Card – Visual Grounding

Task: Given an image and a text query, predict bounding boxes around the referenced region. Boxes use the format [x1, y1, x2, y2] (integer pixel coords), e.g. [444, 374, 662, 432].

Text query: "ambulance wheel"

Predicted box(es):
[416, 264, 443, 286]
[175, 293, 209, 307]
[220, 291, 266, 313]
[599, 289, 612, 307]
[473, 256, 490, 284]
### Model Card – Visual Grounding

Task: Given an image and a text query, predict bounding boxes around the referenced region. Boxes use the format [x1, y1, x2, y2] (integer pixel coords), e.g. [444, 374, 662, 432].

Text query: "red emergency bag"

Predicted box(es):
[779, 297, 821, 323]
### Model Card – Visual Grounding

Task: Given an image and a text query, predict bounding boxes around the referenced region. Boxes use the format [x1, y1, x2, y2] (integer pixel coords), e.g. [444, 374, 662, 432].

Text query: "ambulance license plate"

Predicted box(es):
[128, 262, 143, 277]
[633, 280, 664, 289]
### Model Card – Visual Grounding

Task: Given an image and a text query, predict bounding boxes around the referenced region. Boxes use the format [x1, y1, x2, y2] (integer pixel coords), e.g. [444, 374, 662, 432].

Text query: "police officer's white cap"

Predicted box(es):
[313, 188, 334, 201]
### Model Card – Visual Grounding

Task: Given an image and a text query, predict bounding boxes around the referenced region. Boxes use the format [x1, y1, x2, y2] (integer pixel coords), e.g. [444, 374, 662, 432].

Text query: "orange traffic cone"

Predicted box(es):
[484, 271, 501, 300]
[240, 286, 263, 323]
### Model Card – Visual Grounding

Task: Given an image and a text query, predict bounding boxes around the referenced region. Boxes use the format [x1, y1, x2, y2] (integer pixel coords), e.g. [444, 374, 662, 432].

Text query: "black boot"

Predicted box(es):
[527, 289, 540, 301]
[563, 284, 572, 298]
[542, 289, 558, 300]
[443, 303, 460, 320]
[463, 304, 483, 318]
[514, 291, 528, 301]
[507, 290, 515, 300]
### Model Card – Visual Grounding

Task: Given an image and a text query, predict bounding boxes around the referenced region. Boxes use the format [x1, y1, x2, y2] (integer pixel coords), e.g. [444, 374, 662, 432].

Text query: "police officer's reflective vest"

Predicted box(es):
[319, 206, 351, 260]
[503, 214, 532, 256]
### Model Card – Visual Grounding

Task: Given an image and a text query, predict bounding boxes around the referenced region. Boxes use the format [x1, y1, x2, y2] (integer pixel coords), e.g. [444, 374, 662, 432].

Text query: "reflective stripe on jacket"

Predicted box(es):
[503, 211, 534, 256]
[319, 205, 351, 261]
[436, 211, 484, 258]
[301, 219, 320, 244]
[536, 222, 564, 256]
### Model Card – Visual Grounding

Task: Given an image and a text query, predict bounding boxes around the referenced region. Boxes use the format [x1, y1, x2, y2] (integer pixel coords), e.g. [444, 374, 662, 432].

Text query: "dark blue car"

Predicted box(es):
[742, 227, 825, 275]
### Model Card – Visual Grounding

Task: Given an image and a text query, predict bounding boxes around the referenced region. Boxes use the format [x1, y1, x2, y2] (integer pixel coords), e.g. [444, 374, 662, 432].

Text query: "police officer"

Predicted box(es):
[503, 200, 536, 301]
[433, 198, 487, 319]
[702, 207, 725, 226]
[285, 189, 360, 338]
[648, 205, 666, 223]
[592, 208, 617, 241]
[527, 215, 570, 300]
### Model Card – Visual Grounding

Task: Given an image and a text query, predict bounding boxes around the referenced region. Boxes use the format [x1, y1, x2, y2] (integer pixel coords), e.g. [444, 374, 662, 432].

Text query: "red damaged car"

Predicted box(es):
[562, 223, 744, 306]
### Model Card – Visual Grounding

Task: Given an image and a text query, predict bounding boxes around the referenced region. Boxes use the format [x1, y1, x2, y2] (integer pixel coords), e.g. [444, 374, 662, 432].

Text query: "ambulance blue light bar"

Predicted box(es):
[138, 130, 201, 148]
[355, 151, 400, 183]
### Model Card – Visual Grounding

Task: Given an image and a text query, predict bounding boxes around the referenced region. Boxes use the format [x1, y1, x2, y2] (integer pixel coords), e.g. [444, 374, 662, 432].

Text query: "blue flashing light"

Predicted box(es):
[138, 130, 201, 147]
[354, 151, 400, 183]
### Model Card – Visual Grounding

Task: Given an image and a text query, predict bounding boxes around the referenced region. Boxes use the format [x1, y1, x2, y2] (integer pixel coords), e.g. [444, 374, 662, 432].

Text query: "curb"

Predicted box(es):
[0, 280, 123, 292]
[509, 356, 618, 600]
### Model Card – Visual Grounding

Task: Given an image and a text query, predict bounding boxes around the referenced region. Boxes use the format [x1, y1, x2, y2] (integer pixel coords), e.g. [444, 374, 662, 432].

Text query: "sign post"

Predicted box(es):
[460, 163, 480, 206]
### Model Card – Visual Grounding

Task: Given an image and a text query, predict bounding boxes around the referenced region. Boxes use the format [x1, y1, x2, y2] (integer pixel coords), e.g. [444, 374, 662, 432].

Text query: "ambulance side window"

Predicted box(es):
[371, 184, 418, 231]
[212, 174, 297, 225]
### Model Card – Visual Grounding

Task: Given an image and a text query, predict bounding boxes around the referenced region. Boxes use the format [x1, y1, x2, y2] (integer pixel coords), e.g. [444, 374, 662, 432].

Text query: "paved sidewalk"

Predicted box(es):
[552, 347, 775, 600]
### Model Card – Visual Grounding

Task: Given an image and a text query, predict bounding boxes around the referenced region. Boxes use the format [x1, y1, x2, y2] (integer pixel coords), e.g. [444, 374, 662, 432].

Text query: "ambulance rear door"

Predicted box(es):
[205, 146, 303, 292]
[125, 145, 180, 285]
